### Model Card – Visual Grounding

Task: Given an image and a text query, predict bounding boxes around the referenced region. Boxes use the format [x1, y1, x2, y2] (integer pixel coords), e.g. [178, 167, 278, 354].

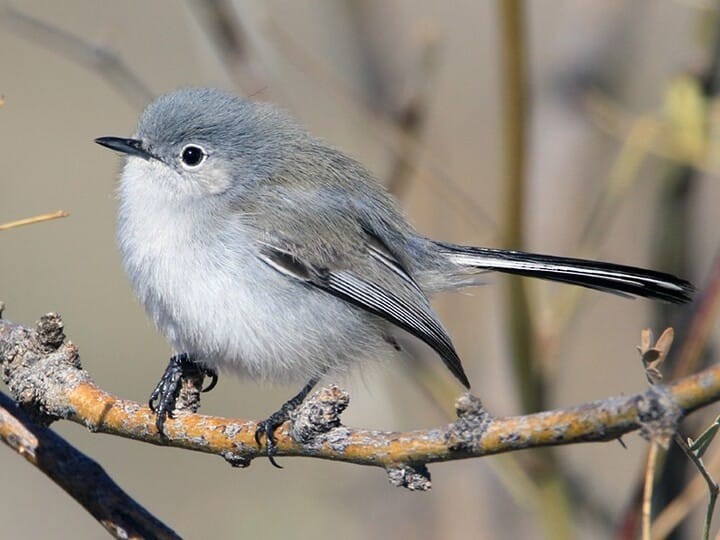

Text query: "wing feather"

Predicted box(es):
[257, 241, 471, 388]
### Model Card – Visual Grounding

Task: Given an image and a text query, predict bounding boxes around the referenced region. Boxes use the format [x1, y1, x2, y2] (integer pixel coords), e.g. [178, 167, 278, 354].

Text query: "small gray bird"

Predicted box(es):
[96, 87, 693, 465]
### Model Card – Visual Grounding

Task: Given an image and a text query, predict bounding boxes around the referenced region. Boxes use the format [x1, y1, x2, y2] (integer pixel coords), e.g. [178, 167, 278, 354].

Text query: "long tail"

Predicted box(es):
[435, 242, 694, 304]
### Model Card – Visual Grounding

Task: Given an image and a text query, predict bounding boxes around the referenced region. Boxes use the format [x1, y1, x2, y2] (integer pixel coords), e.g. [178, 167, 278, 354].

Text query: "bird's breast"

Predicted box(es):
[115, 169, 397, 383]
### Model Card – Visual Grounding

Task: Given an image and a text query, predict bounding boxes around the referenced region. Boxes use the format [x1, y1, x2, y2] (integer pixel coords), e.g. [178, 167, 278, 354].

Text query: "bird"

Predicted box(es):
[95, 87, 694, 466]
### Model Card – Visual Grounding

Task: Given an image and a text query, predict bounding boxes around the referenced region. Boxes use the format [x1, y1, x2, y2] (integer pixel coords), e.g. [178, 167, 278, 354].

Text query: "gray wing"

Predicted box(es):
[256, 234, 471, 389]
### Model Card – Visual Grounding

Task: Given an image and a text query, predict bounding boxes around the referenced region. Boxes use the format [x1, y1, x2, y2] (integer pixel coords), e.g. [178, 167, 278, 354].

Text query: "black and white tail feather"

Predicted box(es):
[436, 242, 694, 304]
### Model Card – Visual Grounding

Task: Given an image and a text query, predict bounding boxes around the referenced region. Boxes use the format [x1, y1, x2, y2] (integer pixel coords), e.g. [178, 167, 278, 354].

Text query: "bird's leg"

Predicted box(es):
[255, 377, 320, 468]
[148, 352, 218, 436]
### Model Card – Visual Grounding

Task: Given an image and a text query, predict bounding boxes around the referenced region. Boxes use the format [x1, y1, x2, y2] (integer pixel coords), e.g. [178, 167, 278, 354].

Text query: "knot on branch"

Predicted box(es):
[0, 312, 88, 425]
[635, 386, 680, 448]
[445, 393, 491, 451]
[386, 463, 432, 491]
[290, 385, 349, 444]
[221, 451, 252, 469]
[36, 312, 66, 353]
[174, 366, 209, 415]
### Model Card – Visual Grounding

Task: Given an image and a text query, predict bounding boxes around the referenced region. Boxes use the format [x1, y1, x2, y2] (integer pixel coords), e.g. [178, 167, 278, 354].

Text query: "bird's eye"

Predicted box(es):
[180, 144, 207, 168]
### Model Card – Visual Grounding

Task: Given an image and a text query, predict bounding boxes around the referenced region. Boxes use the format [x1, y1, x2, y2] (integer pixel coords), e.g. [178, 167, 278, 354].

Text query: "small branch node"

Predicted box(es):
[386, 463, 432, 491]
[1, 313, 88, 426]
[446, 392, 492, 451]
[35, 312, 66, 352]
[60, 341, 81, 369]
[635, 386, 681, 448]
[222, 451, 252, 468]
[175, 368, 206, 414]
[289, 385, 349, 444]
[637, 327, 674, 384]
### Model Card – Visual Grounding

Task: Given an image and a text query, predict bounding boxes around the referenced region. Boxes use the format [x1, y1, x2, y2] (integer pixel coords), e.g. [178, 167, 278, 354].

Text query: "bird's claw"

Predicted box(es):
[148, 353, 218, 436]
[202, 369, 219, 393]
[254, 410, 290, 469]
[253, 378, 319, 467]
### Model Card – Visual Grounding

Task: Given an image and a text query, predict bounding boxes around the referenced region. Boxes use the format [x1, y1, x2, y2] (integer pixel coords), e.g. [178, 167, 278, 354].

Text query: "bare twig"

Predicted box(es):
[635, 327, 720, 539]
[543, 118, 659, 361]
[338, 4, 441, 198]
[643, 443, 660, 540]
[674, 247, 720, 376]
[672, 433, 719, 540]
[264, 19, 495, 232]
[381, 23, 439, 198]
[651, 444, 720, 538]
[638, 328, 677, 540]
[0, 210, 69, 231]
[187, 0, 268, 97]
[0, 391, 179, 539]
[632, 216, 720, 539]
[3, 7, 154, 109]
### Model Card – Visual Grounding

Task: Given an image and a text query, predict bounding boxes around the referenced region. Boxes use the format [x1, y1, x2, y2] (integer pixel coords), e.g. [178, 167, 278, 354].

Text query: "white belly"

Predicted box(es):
[117, 175, 394, 383]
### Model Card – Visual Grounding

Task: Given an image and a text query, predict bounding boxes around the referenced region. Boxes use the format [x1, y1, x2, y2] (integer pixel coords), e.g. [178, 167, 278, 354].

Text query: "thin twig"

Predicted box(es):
[637, 329, 673, 540]
[542, 119, 659, 365]
[673, 246, 720, 376]
[382, 24, 439, 198]
[651, 444, 720, 538]
[635, 326, 720, 539]
[0, 391, 180, 539]
[186, 0, 267, 96]
[264, 18, 496, 232]
[673, 433, 719, 540]
[498, 0, 540, 412]
[3, 7, 154, 109]
[582, 91, 720, 177]
[642, 442, 660, 540]
[0, 210, 69, 231]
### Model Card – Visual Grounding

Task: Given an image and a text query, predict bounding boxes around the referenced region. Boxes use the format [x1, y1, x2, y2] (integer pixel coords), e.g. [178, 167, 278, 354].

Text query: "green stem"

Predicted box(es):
[498, 2, 572, 539]
[499, 0, 540, 415]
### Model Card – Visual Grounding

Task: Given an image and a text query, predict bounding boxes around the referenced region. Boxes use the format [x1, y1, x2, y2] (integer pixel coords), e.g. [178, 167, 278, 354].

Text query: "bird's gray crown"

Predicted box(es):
[135, 87, 308, 169]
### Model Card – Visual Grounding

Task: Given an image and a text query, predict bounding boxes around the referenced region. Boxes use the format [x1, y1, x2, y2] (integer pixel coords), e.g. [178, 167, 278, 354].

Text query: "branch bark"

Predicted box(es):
[1, 313, 720, 493]
[0, 390, 179, 539]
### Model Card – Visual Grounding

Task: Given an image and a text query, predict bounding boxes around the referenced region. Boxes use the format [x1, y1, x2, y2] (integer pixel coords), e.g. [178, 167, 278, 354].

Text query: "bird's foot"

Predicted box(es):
[254, 408, 293, 469]
[254, 378, 319, 468]
[148, 353, 218, 436]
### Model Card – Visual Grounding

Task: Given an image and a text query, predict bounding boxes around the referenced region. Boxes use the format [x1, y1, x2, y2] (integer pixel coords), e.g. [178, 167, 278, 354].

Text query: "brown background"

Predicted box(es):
[1, 1, 719, 538]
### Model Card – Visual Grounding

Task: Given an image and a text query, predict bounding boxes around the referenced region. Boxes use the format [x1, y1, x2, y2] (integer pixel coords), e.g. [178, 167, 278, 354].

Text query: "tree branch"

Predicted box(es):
[1, 313, 719, 492]
[0, 390, 179, 539]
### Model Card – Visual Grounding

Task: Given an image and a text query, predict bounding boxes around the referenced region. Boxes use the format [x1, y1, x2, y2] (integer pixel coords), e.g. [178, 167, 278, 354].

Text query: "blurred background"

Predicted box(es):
[1, 1, 720, 538]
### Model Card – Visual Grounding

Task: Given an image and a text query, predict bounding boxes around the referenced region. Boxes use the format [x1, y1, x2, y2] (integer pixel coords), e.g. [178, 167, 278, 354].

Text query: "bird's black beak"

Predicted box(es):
[95, 136, 153, 160]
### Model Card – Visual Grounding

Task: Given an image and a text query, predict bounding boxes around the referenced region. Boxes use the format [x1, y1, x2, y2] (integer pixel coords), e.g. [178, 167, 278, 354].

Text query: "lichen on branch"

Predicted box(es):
[1, 312, 719, 493]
